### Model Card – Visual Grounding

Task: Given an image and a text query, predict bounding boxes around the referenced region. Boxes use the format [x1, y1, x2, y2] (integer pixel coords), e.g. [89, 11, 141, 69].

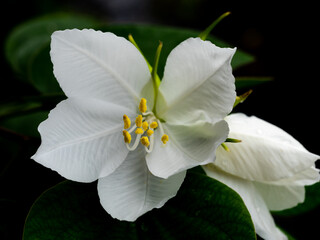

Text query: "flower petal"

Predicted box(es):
[254, 182, 305, 211]
[32, 97, 133, 182]
[146, 120, 228, 179]
[203, 165, 288, 240]
[254, 167, 319, 211]
[156, 37, 236, 124]
[51, 29, 153, 109]
[214, 113, 319, 182]
[267, 167, 320, 187]
[97, 145, 186, 221]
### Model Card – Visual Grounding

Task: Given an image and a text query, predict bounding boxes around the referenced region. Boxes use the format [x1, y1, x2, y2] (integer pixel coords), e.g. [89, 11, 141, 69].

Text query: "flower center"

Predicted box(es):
[122, 98, 169, 153]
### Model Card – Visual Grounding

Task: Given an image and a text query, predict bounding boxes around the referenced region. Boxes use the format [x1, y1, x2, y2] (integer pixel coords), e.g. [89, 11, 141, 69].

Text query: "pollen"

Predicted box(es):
[135, 115, 143, 127]
[141, 136, 150, 147]
[150, 121, 158, 129]
[123, 115, 131, 129]
[123, 130, 132, 144]
[142, 121, 149, 131]
[135, 128, 144, 135]
[161, 134, 169, 144]
[147, 129, 154, 136]
[139, 98, 147, 113]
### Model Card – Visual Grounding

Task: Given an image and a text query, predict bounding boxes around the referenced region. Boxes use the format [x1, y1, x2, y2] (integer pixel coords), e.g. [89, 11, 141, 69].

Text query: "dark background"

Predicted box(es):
[1, 0, 319, 239]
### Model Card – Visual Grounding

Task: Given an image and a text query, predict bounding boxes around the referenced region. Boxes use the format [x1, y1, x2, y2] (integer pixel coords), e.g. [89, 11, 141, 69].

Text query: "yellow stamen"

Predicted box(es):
[141, 136, 150, 147]
[139, 98, 147, 113]
[135, 128, 144, 135]
[161, 134, 169, 144]
[135, 115, 143, 127]
[147, 129, 154, 136]
[123, 115, 131, 129]
[142, 121, 149, 131]
[150, 121, 158, 129]
[123, 130, 131, 144]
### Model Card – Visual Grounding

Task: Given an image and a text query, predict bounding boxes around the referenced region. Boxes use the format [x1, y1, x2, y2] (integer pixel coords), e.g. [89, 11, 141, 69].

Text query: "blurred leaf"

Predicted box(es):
[272, 182, 320, 217]
[23, 172, 255, 240]
[0, 101, 42, 120]
[0, 111, 48, 138]
[5, 13, 101, 92]
[0, 94, 64, 119]
[235, 76, 273, 89]
[28, 45, 61, 93]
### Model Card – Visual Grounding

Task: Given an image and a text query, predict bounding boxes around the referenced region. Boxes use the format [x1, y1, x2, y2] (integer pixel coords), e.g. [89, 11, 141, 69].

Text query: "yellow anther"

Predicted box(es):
[150, 121, 158, 129]
[147, 129, 154, 136]
[142, 121, 149, 131]
[123, 130, 132, 144]
[135, 128, 144, 135]
[141, 136, 150, 147]
[123, 115, 131, 129]
[161, 134, 169, 144]
[139, 98, 147, 113]
[135, 115, 143, 127]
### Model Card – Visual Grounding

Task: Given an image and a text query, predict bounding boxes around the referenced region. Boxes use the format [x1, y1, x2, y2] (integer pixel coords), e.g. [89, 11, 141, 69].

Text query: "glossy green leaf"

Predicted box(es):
[272, 182, 320, 217]
[23, 172, 256, 240]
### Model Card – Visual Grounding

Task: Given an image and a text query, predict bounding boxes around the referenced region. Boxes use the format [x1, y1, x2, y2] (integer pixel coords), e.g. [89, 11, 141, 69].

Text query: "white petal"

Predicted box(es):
[51, 29, 153, 110]
[214, 113, 319, 182]
[203, 165, 288, 240]
[254, 182, 305, 211]
[146, 120, 228, 179]
[32, 97, 133, 182]
[254, 167, 319, 211]
[97, 145, 186, 221]
[156, 37, 236, 124]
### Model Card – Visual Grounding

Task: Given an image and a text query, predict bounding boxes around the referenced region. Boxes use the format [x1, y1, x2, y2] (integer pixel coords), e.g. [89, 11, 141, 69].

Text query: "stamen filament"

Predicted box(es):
[157, 119, 165, 136]
[145, 134, 154, 153]
[126, 134, 142, 151]
[128, 124, 137, 134]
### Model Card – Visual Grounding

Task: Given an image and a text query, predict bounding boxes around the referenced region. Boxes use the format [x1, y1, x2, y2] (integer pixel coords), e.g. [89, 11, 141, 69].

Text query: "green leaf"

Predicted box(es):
[272, 182, 320, 217]
[0, 111, 48, 138]
[28, 45, 62, 93]
[23, 172, 256, 240]
[5, 13, 100, 93]
[102, 24, 255, 78]
[235, 76, 273, 89]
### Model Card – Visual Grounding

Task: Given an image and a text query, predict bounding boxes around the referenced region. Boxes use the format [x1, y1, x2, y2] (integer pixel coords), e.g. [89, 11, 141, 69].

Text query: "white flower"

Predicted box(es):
[32, 29, 236, 221]
[203, 113, 319, 240]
